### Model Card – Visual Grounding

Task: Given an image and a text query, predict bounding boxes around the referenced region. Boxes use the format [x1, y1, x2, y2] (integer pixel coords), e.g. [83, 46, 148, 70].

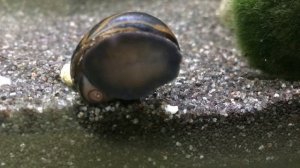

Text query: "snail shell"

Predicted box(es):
[70, 12, 182, 103]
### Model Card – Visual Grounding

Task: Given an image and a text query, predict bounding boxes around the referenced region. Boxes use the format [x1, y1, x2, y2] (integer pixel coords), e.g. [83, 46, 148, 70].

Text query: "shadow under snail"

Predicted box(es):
[60, 12, 182, 103]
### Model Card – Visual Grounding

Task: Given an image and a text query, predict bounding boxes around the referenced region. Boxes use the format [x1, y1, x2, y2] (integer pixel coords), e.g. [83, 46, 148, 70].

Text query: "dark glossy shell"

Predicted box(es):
[71, 12, 182, 102]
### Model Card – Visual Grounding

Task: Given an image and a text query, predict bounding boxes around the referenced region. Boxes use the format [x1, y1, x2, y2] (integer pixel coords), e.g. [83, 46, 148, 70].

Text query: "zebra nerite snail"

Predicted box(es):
[60, 12, 182, 103]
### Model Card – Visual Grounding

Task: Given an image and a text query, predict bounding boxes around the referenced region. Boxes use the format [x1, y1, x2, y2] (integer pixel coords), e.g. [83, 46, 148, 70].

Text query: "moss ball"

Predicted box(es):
[232, 0, 300, 80]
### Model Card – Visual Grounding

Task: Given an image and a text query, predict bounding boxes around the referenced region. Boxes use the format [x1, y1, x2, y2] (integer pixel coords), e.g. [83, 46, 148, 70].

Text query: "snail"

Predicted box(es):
[60, 12, 182, 103]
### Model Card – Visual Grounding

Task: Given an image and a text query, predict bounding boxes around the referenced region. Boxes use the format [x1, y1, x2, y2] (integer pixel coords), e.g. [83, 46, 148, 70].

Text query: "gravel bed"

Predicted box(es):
[0, 0, 299, 167]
